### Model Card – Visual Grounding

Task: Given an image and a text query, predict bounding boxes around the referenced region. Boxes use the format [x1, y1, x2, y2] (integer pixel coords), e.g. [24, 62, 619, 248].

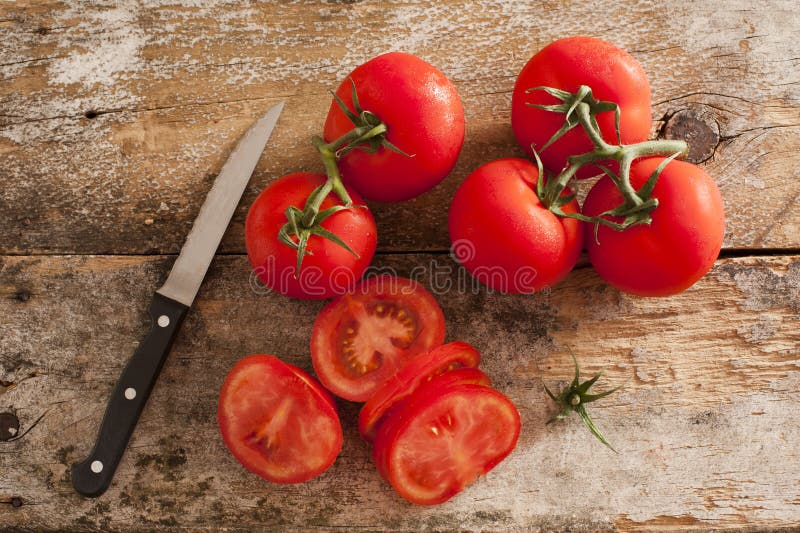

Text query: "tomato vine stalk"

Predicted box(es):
[278, 80, 411, 275]
[527, 85, 688, 238]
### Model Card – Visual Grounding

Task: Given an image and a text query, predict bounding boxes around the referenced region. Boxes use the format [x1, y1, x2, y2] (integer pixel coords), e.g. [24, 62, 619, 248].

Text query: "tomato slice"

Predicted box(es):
[359, 341, 481, 442]
[217, 355, 343, 484]
[372, 367, 493, 481]
[377, 383, 520, 505]
[311, 275, 446, 402]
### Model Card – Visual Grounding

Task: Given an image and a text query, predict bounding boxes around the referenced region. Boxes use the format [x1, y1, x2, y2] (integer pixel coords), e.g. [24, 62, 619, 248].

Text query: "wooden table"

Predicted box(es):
[1, 1, 798, 531]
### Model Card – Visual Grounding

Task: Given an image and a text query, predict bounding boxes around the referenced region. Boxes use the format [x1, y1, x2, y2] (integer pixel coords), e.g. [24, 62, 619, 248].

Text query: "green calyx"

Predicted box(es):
[543, 351, 622, 452]
[525, 85, 688, 238]
[278, 78, 410, 276]
[330, 78, 413, 159]
[277, 196, 361, 276]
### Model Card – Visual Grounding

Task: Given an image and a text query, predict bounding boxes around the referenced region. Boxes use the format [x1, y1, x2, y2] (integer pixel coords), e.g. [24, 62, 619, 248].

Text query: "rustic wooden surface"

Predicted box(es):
[1, 0, 799, 531]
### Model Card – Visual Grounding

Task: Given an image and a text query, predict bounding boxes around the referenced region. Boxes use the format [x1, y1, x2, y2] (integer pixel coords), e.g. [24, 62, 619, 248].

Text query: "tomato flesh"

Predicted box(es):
[337, 301, 418, 377]
[379, 384, 520, 505]
[372, 367, 492, 481]
[217, 355, 342, 484]
[359, 341, 481, 442]
[311, 275, 446, 402]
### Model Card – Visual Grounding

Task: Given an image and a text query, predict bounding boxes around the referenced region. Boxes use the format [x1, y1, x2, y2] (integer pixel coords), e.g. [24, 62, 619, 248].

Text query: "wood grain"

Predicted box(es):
[2, 1, 800, 531]
[1, 1, 798, 254]
[1, 253, 799, 531]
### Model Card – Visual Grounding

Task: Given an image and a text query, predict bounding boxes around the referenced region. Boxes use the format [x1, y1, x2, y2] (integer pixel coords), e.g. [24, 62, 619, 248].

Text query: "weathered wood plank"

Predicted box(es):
[1, 1, 799, 254]
[1, 254, 798, 531]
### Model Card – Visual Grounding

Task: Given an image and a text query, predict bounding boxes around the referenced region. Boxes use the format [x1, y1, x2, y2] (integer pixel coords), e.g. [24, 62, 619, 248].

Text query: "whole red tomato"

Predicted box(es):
[511, 36, 652, 177]
[245, 172, 377, 299]
[448, 158, 583, 293]
[323, 52, 465, 202]
[583, 157, 725, 296]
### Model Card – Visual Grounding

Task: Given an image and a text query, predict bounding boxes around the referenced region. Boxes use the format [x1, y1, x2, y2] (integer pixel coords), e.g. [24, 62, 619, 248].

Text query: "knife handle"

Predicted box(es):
[71, 292, 189, 497]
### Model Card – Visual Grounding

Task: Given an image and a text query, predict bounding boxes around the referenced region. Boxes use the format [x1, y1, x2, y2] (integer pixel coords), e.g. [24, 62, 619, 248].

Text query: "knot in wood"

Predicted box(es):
[661, 107, 720, 164]
[0, 412, 20, 441]
[13, 289, 31, 303]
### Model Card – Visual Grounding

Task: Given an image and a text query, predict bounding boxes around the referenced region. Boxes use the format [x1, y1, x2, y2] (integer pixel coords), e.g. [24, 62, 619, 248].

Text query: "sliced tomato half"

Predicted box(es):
[359, 341, 481, 442]
[311, 275, 446, 402]
[376, 382, 520, 505]
[372, 367, 493, 481]
[217, 355, 343, 484]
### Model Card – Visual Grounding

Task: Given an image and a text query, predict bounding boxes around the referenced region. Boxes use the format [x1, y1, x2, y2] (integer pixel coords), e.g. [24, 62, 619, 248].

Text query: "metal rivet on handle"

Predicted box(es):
[157, 315, 170, 328]
[124, 388, 136, 400]
[90, 460, 103, 473]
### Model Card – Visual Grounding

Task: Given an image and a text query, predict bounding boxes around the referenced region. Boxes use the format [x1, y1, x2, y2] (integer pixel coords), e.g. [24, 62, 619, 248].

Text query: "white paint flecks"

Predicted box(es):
[48, 6, 147, 89]
[745, 176, 766, 189]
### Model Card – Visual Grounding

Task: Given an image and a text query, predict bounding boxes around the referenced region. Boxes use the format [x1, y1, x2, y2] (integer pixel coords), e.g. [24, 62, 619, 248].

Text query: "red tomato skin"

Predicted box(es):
[583, 157, 725, 296]
[511, 36, 652, 178]
[217, 355, 343, 484]
[245, 173, 377, 300]
[311, 275, 447, 402]
[323, 52, 465, 202]
[359, 341, 482, 442]
[448, 158, 583, 293]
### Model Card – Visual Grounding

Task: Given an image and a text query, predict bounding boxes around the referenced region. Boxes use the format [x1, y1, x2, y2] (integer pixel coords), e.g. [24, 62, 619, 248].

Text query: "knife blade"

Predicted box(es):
[71, 102, 284, 497]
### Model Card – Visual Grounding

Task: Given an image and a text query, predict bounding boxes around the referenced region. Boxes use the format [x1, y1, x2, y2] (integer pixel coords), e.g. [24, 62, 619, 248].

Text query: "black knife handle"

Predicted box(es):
[71, 292, 189, 497]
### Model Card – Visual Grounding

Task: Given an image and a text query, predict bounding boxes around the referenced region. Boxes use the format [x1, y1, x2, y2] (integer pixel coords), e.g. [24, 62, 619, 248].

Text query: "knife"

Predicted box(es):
[71, 102, 284, 497]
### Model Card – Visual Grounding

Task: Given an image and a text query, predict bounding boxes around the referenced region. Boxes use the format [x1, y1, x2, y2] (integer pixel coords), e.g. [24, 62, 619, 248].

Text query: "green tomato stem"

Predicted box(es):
[540, 97, 688, 230]
[575, 102, 614, 152]
[278, 91, 394, 274]
[300, 123, 388, 227]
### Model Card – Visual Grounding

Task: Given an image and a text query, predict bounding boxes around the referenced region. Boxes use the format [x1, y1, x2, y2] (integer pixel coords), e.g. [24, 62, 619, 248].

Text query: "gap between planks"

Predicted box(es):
[0, 249, 798, 258]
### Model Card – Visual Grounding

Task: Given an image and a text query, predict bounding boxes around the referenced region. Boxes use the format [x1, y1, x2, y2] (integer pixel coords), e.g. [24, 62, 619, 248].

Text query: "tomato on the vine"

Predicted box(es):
[311, 275, 446, 402]
[245, 172, 377, 300]
[511, 36, 652, 178]
[583, 157, 725, 296]
[448, 158, 583, 293]
[323, 52, 465, 202]
[217, 355, 342, 484]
